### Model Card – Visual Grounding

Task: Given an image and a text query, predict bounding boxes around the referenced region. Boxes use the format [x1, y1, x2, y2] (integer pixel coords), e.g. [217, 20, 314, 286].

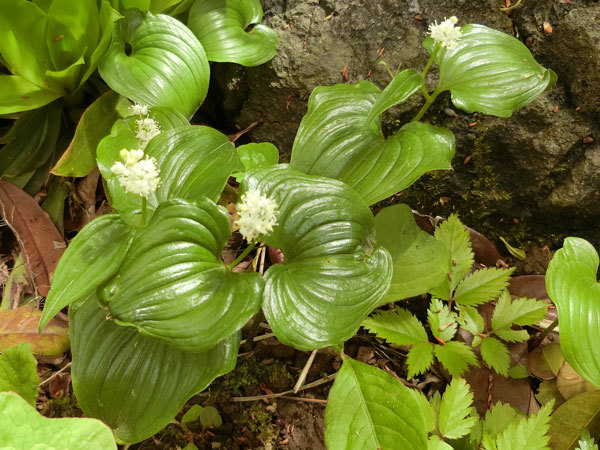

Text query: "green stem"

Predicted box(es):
[412, 88, 442, 122]
[421, 42, 442, 79]
[227, 241, 257, 270]
[141, 197, 147, 226]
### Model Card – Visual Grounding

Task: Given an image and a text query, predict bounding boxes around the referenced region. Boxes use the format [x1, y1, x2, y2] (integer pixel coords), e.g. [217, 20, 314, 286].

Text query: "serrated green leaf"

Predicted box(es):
[99, 199, 263, 352]
[434, 341, 478, 377]
[428, 436, 454, 450]
[70, 295, 238, 444]
[549, 391, 600, 450]
[39, 214, 134, 333]
[325, 358, 428, 450]
[424, 24, 556, 117]
[438, 378, 477, 439]
[481, 337, 510, 376]
[188, 0, 278, 66]
[454, 267, 514, 306]
[488, 401, 553, 450]
[457, 305, 485, 336]
[508, 365, 530, 379]
[482, 402, 522, 440]
[0, 391, 117, 449]
[428, 298, 457, 342]
[409, 389, 436, 433]
[576, 429, 598, 450]
[291, 82, 454, 205]
[546, 237, 600, 388]
[407, 342, 435, 379]
[99, 10, 210, 118]
[242, 165, 392, 350]
[363, 307, 428, 346]
[491, 290, 548, 331]
[0, 343, 39, 405]
[375, 204, 449, 302]
[494, 328, 530, 343]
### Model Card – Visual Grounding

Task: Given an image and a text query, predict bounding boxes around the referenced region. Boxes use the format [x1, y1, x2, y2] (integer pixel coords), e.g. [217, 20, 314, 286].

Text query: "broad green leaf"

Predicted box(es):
[188, 0, 278, 66]
[100, 199, 263, 352]
[0, 343, 39, 405]
[70, 294, 238, 444]
[375, 204, 448, 302]
[549, 391, 600, 450]
[491, 290, 548, 331]
[38, 214, 134, 332]
[290, 82, 455, 205]
[430, 214, 474, 300]
[439, 378, 477, 439]
[0, 75, 62, 114]
[233, 142, 279, 178]
[424, 24, 556, 117]
[407, 342, 435, 379]
[325, 358, 428, 449]
[0, 391, 117, 449]
[53, 91, 131, 177]
[482, 402, 522, 440]
[457, 305, 485, 336]
[481, 337, 510, 376]
[428, 298, 457, 342]
[242, 165, 392, 350]
[546, 237, 600, 388]
[434, 341, 478, 377]
[363, 307, 428, 346]
[486, 401, 553, 450]
[99, 10, 210, 118]
[363, 69, 423, 129]
[199, 406, 222, 428]
[454, 267, 514, 306]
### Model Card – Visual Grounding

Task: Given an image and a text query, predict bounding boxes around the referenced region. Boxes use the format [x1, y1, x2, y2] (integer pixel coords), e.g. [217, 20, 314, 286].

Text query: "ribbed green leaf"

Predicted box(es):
[242, 165, 392, 350]
[188, 0, 278, 66]
[454, 267, 514, 306]
[434, 341, 478, 377]
[38, 214, 134, 333]
[424, 24, 556, 117]
[428, 298, 457, 342]
[363, 307, 428, 346]
[481, 337, 510, 376]
[290, 82, 454, 205]
[548, 391, 600, 450]
[99, 10, 210, 118]
[325, 358, 428, 450]
[546, 237, 600, 388]
[407, 342, 435, 379]
[70, 295, 238, 444]
[375, 204, 448, 302]
[438, 378, 477, 439]
[0, 343, 39, 405]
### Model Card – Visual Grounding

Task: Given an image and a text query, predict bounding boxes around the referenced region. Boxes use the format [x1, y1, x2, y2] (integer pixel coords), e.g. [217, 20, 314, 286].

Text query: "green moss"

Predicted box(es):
[40, 394, 81, 419]
[222, 356, 292, 397]
[234, 403, 278, 446]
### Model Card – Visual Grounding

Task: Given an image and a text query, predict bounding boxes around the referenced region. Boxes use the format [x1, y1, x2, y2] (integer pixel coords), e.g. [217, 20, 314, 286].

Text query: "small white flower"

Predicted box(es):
[428, 16, 462, 48]
[135, 117, 161, 149]
[235, 190, 278, 242]
[129, 103, 149, 116]
[110, 148, 161, 197]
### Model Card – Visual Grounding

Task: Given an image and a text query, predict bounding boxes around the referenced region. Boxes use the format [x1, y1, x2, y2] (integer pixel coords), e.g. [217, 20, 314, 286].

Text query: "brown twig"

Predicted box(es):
[38, 362, 71, 387]
[231, 374, 337, 402]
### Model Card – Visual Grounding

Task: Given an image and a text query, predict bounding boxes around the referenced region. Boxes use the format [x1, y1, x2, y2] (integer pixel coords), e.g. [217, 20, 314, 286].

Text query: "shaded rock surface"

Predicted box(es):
[214, 0, 600, 247]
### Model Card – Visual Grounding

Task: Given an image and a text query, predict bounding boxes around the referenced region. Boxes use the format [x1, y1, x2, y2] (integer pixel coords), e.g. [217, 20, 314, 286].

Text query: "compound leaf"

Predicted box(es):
[434, 341, 478, 377]
[454, 267, 514, 306]
[457, 305, 485, 336]
[363, 307, 428, 346]
[480, 337, 510, 376]
[407, 342, 435, 379]
[438, 378, 477, 439]
[491, 291, 548, 331]
[428, 298, 457, 342]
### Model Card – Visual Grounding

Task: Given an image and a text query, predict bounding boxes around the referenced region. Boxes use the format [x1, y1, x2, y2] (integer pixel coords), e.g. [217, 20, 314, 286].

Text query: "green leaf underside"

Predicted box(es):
[241, 165, 392, 350]
[39, 214, 133, 333]
[363, 307, 427, 346]
[188, 0, 278, 66]
[374, 204, 448, 302]
[70, 295, 238, 444]
[98, 10, 210, 119]
[481, 337, 510, 376]
[548, 391, 600, 450]
[434, 342, 478, 377]
[491, 290, 548, 333]
[425, 24, 556, 117]
[0, 343, 39, 405]
[290, 82, 454, 205]
[428, 298, 457, 342]
[0, 391, 117, 449]
[454, 267, 514, 306]
[438, 378, 477, 439]
[100, 199, 262, 352]
[546, 237, 600, 388]
[407, 342, 435, 379]
[325, 358, 428, 449]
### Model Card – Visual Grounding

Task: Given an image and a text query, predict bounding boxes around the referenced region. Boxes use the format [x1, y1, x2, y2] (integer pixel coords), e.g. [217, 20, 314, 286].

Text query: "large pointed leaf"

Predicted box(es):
[548, 391, 600, 450]
[325, 357, 428, 449]
[241, 165, 392, 350]
[99, 198, 263, 352]
[290, 82, 455, 205]
[99, 10, 210, 118]
[375, 204, 448, 302]
[546, 237, 600, 388]
[188, 0, 278, 66]
[70, 295, 238, 444]
[0, 75, 62, 114]
[424, 24, 556, 117]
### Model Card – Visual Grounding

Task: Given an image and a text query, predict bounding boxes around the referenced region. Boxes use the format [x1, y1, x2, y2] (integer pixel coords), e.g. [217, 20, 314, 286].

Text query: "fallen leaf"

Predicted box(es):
[557, 362, 598, 400]
[467, 227, 502, 266]
[508, 275, 548, 299]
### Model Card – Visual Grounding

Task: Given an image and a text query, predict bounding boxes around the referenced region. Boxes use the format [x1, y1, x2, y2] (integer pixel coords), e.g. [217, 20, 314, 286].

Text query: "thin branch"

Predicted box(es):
[38, 362, 71, 387]
[231, 373, 337, 402]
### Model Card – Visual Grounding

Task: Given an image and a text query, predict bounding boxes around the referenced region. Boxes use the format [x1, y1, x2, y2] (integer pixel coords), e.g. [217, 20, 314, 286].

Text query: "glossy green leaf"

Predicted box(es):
[38, 214, 134, 333]
[100, 199, 262, 352]
[428, 298, 457, 342]
[546, 237, 600, 388]
[241, 165, 392, 350]
[99, 10, 210, 118]
[0, 343, 39, 405]
[424, 24, 556, 117]
[0, 391, 117, 449]
[325, 358, 428, 450]
[375, 204, 448, 302]
[364, 69, 423, 129]
[363, 307, 427, 346]
[53, 91, 131, 177]
[438, 378, 477, 439]
[233, 142, 279, 178]
[549, 391, 600, 450]
[481, 337, 510, 376]
[407, 342, 435, 379]
[70, 295, 238, 444]
[188, 0, 278, 66]
[291, 82, 455, 205]
[0, 75, 62, 114]
[454, 267, 514, 306]
[434, 341, 478, 377]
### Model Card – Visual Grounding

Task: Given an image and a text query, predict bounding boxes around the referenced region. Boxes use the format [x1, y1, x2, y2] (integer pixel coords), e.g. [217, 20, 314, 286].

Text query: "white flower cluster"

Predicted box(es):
[235, 190, 278, 242]
[129, 103, 149, 116]
[428, 16, 462, 48]
[136, 117, 161, 149]
[110, 149, 160, 197]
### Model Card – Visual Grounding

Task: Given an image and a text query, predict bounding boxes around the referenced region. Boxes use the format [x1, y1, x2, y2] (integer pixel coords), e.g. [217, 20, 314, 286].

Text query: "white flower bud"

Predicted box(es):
[110, 149, 161, 198]
[135, 117, 161, 149]
[129, 103, 149, 116]
[235, 190, 279, 242]
[428, 16, 462, 48]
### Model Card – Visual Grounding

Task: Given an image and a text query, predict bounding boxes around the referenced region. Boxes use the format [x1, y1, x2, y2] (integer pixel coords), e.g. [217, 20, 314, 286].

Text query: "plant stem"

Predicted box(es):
[141, 197, 147, 226]
[412, 42, 443, 122]
[227, 241, 257, 270]
[421, 42, 442, 80]
[412, 88, 442, 122]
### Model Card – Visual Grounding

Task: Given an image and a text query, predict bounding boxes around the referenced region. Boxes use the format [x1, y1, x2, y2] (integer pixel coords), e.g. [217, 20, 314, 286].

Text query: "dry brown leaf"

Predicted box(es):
[508, 275, 548, 299]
